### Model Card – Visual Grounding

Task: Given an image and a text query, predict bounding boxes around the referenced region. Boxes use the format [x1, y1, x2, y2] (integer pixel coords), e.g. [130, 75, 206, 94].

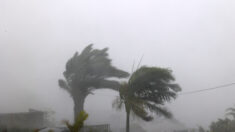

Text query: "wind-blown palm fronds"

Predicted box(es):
[226, 107, 235, 119]
[113, 66, 181, 132]
[59, 44, 129, 120]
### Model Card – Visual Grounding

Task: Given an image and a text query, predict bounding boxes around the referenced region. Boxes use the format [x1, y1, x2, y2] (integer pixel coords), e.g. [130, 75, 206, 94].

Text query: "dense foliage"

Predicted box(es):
[113, 66, 181, 132]
[210, 106, 235, 132]
[59, 44, 129, 119]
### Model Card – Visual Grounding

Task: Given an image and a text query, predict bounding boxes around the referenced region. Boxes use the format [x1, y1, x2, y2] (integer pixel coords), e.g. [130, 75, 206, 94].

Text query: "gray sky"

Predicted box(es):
[1, 0, 235, 130]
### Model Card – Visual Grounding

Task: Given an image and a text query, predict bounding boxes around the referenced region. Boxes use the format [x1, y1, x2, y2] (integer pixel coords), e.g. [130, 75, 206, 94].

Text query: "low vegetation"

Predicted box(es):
[63, 111, 88, 132]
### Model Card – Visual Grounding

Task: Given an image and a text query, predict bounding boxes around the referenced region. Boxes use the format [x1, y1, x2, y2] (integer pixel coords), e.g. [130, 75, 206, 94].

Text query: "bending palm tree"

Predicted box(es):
[113, 66, 181, 132]
[59, 44, 129, 120]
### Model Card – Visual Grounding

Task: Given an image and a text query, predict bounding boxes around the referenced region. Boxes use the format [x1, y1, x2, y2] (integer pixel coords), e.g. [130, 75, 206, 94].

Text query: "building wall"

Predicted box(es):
[0, 111, 45, 129]
[82, 124, 111, 132]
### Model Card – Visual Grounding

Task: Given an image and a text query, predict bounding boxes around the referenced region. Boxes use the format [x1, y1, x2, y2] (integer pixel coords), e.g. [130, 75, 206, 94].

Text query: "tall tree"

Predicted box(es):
[113, 66, 181, 132]
[59, 44, 129, 120]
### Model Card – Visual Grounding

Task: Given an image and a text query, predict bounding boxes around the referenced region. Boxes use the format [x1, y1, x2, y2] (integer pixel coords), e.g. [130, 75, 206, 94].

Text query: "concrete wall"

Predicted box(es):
[82, 124, 111, 132]
[0, 111, 45, 129]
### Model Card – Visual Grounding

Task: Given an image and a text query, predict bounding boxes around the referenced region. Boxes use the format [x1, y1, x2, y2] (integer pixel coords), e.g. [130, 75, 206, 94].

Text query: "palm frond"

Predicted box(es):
[144, 102, 172, 118]
[128, 66, 180, 101]
[226, 107, 235, 119]
[129, 98, 153, 121]
[113, 66, 179, 125]
[112, 96, 124, 111]
[60, 44, 129, 97]
[58, 79, 71, 93]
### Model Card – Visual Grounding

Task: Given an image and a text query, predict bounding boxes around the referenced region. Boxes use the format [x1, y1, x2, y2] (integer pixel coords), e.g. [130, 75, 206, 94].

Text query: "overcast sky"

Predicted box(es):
[1, 0, 235, 130]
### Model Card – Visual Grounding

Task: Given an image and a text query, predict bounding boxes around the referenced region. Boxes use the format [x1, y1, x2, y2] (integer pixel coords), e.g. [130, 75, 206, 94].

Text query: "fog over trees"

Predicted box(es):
[1, 0, 235, 131]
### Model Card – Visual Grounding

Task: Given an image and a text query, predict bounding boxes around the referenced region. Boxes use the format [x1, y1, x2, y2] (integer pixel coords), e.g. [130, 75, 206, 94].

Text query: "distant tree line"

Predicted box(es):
[174, 106, 235, 132]
[209, 106, 235, 132]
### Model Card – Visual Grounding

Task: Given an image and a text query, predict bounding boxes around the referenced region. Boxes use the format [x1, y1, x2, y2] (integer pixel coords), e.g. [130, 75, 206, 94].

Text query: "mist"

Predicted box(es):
[1, 0, 235, 131]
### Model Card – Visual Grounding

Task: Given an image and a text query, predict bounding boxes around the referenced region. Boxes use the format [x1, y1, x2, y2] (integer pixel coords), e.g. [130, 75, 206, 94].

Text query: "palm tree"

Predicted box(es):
[113, 66, 181, 132]
[59, 44, 129, 120]
[226, 106, 235, 119]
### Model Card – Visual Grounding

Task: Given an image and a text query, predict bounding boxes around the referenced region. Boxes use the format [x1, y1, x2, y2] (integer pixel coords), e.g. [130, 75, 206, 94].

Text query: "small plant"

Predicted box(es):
[63, 111, 88, 132]
[48, 129, 54, 132]
[34, 129, 39, 132]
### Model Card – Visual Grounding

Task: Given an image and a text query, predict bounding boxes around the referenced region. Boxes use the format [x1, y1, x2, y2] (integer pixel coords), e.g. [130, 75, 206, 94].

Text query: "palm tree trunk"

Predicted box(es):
[125, 102, 130, 132]
[126, 110, 130, 132]
[73, 92, 86, 121]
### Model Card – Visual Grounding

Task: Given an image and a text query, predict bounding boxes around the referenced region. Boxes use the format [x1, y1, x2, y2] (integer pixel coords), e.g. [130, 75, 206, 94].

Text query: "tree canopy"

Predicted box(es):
[59, 44, 129, 96]
[59, 44, 129, 119]
[113, 66, 181, 132]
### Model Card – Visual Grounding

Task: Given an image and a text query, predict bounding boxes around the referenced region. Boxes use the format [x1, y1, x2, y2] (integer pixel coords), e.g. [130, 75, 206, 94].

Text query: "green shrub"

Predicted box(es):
[63, 111, 88, 132]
